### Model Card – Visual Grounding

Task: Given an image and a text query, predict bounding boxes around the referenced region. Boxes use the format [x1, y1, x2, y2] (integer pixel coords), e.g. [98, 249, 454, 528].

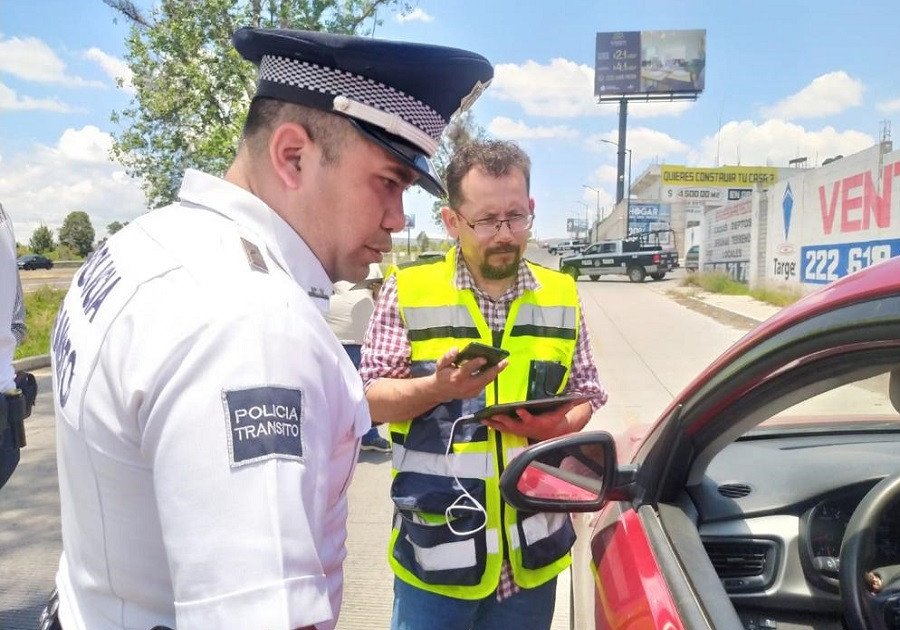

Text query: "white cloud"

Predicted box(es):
[492, 58, 695, 120]
[689, 119, 874, 166]
[84, 47, 135, 94]
[492, 58, 597, 118]
[760, 71, 863, 120]
[0, 126, 148, 241]
[0, 81, 72, 112]
[877, 97, 900, 113]
[487, 116, 578, 140]
[396, 8, 434, 23]
[0, 36, 104, 87]
[584, 127, 690, 162]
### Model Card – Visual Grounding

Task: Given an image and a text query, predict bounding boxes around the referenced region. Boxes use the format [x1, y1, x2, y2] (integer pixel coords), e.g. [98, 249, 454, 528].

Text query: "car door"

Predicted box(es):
[503, 257, 900, 630]
[584, 261, 900, 629]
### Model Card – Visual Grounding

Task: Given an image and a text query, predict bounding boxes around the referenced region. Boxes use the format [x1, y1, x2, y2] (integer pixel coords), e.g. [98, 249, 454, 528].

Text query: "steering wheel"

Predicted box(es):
[840, 472, 900, 630]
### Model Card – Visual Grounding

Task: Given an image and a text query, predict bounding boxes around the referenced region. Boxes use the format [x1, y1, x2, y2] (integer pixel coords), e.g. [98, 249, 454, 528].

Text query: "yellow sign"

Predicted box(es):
[661, 165, 779, 187]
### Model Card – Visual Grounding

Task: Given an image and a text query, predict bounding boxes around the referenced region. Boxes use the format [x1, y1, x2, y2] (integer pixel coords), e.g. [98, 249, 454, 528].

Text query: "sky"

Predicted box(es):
[2, 0, 900, 245]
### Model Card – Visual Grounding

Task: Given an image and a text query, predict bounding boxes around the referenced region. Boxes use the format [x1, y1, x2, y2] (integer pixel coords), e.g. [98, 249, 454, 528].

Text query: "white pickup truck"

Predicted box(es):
[547, 238, 588, 256]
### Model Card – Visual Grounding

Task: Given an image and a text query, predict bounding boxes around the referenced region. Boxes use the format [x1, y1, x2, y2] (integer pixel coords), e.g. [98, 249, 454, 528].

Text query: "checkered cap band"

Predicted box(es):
[260, 55, 446, 144]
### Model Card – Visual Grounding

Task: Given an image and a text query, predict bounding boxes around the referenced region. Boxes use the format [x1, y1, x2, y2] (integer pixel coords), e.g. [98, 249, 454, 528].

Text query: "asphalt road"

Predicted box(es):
[0, 246, 759, 629]
[18, 268, 77, 293]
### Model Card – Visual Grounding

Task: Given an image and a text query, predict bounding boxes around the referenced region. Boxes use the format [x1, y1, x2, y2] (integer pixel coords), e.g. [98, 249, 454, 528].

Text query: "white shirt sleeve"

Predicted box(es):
[0, 206, 18, 392]
[115, 278, 364, 629]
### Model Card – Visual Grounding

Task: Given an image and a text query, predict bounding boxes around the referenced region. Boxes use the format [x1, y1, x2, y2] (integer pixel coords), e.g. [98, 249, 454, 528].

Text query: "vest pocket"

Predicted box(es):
[393, 510, 488, 586]
[514, 511, 576, 569]
[391, 472, 489, 586]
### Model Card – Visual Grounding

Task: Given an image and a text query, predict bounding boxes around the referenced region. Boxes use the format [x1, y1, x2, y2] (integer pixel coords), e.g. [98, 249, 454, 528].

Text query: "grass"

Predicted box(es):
[14, 286, 66, 360]
[680, 271, 802, 308]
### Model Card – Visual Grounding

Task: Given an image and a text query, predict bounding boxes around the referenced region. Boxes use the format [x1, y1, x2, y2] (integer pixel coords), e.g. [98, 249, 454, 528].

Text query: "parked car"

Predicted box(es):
[684, 245, 700, 272]
[501, 256, 900, 629]
[17, 254, 53, 270]
[548, 238, 588, 256]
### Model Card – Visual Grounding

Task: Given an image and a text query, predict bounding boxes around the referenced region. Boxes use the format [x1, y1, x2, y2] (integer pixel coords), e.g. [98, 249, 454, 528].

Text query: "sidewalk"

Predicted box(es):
[663, 283, 784, 327]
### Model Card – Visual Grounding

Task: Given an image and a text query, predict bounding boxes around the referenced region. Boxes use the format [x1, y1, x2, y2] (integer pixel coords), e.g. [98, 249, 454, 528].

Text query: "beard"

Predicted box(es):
[479, 245, 522, 280]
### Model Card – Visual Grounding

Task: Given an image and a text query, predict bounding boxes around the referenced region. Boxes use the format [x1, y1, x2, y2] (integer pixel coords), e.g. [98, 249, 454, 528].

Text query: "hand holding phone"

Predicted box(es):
[452, 342, 510, 369]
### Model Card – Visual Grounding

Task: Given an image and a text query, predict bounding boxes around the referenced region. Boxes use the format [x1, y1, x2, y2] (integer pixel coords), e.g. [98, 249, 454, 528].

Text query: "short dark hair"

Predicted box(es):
[241, 97, 352, 165]
[445, 140, 531, 209]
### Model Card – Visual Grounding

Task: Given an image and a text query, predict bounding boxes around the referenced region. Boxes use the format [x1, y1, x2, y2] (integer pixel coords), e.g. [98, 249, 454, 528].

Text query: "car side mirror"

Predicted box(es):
[500, 431, 617, 513]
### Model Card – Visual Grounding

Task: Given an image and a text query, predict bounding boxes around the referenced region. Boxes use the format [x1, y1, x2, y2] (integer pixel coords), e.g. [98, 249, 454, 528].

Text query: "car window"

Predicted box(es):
[746, 369, 900, 436]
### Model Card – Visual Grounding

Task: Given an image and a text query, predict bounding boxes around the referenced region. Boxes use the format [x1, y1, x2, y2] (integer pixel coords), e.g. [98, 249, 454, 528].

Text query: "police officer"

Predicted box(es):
[48, 28, 492, 630]
[0, 202, 30, 490]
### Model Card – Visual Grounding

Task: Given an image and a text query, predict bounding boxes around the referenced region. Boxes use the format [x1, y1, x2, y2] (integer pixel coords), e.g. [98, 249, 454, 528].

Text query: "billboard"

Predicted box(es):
[567, 217, 588, 232]
[404, 214, 416, 230]
[704, 198, 753, 282]
[763, 145, 900, 287]
[628, 203, 671, 239]
[595, 30, 706, 98]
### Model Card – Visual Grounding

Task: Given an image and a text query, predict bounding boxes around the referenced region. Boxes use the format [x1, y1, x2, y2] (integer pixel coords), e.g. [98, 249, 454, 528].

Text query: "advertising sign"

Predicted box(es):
[704, 198, 752, 282]
[567, 218, 588, 232]
[661, 165, 779, 188]
[595, 29, 706, 97]
[765, 145, 900, 286]
[628, 203, 671, 239]
[404, 214, 416, 230]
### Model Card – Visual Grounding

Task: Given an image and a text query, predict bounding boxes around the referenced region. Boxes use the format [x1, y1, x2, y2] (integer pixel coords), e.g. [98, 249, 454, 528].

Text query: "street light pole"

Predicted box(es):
[582, 185, 601, 222]
[575, 201, 589, 238]
[626, 148, 633, 236]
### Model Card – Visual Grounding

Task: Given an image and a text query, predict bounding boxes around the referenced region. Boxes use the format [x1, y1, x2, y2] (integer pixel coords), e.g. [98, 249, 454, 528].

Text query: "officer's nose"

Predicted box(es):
[384, 199, 406, 234]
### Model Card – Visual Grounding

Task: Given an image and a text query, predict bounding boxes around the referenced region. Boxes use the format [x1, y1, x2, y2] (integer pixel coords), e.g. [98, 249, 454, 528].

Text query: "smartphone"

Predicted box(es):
[452, 342, 510, 369]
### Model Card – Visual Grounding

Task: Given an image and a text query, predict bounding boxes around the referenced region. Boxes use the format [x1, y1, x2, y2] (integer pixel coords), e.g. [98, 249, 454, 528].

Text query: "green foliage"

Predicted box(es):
[416, 231, 430, 251]
[680, 271, 801, 307]
[429, 112, 487, 226]
[47, 245, 80, 261]
[58, 211, 96, 257]
[749, 285, 802, 307]
[29, 224, 55, 254]
[14, 286, 67, 360]
[106, 0, 406, 208]
[107, 220, 127, 235]
[16, 243, 29, 257]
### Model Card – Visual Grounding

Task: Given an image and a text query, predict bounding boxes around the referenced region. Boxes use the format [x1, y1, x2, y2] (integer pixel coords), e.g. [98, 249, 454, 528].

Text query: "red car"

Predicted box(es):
[501, 256, 900, 630]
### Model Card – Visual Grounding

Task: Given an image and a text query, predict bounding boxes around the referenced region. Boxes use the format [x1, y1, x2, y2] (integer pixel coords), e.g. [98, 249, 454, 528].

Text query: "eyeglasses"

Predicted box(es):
[456, 212, 534, 238]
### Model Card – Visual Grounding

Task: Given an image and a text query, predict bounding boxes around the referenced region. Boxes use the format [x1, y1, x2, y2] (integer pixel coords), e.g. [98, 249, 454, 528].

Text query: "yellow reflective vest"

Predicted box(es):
[387, 248, 580, 599]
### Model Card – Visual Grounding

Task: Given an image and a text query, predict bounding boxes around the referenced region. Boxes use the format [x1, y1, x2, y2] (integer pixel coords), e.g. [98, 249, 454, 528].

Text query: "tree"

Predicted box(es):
[58, 211, 96, 258]
[107, 221, 127, 235]
[105, 0, 407, 209]
[29, 224, 55, 254]
[416, 231, 430, 252]
[429, 112, 486, 226]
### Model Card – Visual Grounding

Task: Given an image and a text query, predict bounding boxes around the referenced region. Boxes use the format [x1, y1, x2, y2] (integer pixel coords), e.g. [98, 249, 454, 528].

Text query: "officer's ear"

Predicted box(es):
[269, 122, 313, 190]
[441, 206, 460, 240]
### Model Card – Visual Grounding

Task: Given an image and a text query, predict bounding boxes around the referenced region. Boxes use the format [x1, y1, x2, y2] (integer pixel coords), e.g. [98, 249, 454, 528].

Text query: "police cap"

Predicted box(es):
[232, 27, 494, 197]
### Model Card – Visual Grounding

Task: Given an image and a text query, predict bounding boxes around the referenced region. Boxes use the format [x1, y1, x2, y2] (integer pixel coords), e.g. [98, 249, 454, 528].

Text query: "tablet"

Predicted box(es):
[473, 394, 590, 421]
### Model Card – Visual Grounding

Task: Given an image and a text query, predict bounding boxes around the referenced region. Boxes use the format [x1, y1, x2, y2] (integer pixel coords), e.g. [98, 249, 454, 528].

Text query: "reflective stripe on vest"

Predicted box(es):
[510, 304, 577, 339]
[400, 524, 501, 572]
[393, 443, 494, 479]
[404, 304, 480, 342]
[507, 512, 570, 550]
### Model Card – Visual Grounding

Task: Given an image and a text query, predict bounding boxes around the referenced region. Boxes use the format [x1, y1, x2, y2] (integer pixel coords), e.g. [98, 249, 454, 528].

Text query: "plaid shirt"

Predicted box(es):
[360, 250, 607, 601]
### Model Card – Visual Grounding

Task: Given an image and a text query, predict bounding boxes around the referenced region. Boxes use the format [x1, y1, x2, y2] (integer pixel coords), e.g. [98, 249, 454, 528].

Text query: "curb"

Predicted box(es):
[672, 294, 767, 330]
[13, 354, 51, 371]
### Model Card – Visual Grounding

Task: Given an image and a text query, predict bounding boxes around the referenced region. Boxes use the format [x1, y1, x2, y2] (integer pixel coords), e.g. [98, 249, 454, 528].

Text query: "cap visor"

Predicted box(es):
[346, 119, 446, 198]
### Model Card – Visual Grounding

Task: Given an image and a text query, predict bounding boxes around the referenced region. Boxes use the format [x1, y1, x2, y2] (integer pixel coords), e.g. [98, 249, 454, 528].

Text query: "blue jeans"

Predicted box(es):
[391, 576, 557, 630]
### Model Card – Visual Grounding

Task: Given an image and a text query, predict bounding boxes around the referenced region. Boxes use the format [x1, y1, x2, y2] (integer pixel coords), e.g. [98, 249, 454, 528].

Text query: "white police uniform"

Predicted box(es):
[50, 25, 493, 630]
[0, 203, 19, 392]
[53, 169, 372, 629]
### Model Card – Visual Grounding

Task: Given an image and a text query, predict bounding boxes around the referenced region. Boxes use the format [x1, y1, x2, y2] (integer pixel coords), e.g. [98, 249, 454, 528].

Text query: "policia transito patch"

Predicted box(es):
[222, 386, 303, 468]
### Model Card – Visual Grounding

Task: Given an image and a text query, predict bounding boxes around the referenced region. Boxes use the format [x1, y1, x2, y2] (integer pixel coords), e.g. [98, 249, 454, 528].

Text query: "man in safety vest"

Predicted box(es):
[360, 140, 607, 629]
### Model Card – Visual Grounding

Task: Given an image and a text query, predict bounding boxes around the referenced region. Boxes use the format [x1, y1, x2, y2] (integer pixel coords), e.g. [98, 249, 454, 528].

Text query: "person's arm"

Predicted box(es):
[118, 283, 348, 630]
[359, 275, 504, 423]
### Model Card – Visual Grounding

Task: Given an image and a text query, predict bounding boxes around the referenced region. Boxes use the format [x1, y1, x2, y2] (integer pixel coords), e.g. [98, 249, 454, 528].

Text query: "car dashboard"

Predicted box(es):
[686, 430, 900, 629]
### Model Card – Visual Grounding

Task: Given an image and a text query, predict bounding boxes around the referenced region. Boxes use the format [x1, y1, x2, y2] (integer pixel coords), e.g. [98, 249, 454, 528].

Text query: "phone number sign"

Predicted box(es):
[800, 238, 900, 284]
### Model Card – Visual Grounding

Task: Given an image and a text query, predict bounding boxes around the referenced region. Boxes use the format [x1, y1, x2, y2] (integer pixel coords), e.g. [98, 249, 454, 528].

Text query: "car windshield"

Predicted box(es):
[745, 369, 900, 437]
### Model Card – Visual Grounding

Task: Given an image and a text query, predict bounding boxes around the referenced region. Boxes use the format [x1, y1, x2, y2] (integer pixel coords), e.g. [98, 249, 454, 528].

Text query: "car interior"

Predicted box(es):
[654, 345, 900, 629]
